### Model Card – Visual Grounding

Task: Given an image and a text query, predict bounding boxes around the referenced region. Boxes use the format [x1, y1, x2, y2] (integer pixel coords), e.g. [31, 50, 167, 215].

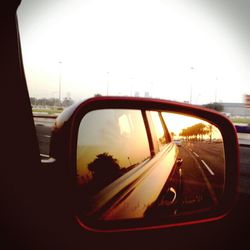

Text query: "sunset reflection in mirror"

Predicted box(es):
[76, 109, 225, 223]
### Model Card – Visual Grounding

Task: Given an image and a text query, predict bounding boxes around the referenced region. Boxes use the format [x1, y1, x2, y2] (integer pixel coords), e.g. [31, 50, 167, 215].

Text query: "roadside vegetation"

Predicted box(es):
[32, 108, 63, 115]
[230, 117, 250, 125]
[31, 97, 74, 115]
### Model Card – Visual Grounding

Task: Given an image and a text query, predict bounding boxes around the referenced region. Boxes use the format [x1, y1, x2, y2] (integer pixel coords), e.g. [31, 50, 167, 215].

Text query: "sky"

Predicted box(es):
[162, 112, 222, 139]
[17, 0, 250, 104]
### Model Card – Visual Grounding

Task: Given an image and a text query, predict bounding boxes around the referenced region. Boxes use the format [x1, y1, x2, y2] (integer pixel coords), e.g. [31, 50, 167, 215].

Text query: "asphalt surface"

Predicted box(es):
[177, 142, 225, 214]
[239, 146, 250, 194]
[34, 118, 55, 156]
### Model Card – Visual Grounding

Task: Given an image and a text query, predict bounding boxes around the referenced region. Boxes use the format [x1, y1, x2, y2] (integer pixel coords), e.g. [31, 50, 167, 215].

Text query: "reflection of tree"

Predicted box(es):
[77, 153, 121, 214]
[179, 123, 210, 141]
[88, 152, 121, 190]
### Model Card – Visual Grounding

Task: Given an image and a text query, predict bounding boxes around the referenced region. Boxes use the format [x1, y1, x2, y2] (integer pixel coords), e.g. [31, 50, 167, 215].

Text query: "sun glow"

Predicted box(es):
[162, 112, 222, 140]
[17, 0, 249, 103]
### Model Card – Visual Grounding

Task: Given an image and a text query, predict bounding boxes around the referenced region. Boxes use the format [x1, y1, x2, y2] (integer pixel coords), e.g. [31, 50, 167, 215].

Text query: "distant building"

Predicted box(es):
[134, 91, 140, 97]
[144, 92, 150, 97]
[220, 103, 250, 117]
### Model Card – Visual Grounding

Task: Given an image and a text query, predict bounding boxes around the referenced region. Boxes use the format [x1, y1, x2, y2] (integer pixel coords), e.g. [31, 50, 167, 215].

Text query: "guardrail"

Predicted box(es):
[33, 115, 57, 127]
[33, 115, 57, 119]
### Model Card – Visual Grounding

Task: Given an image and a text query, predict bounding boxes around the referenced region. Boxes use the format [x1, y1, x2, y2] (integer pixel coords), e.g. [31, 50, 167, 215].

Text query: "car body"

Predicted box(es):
[74, 108, 183, 221]
[49, 102, 184, 225]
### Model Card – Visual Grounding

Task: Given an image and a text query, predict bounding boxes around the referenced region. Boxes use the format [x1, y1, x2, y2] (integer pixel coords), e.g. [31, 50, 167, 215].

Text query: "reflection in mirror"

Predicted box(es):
[76, 109, 225, 225]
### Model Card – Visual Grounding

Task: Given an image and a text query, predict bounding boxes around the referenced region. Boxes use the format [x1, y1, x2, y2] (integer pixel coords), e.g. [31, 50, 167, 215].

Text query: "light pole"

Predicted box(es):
[58, 61, 62, 106]
[215, 77, 218, 103]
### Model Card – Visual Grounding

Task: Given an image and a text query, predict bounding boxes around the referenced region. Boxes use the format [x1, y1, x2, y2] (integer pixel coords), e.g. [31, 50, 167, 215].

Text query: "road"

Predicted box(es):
[34, 117, 55, 156]
[176, 141, 225, 214]
[239, 146, 250, 194]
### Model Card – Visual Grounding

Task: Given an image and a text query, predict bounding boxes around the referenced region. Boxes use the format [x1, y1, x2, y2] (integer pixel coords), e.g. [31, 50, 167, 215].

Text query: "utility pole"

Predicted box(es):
[58, 61, 62, 106]
[215, 77, 218, 103]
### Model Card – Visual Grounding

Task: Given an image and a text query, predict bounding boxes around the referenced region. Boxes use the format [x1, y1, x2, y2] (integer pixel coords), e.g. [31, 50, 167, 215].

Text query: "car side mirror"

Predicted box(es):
[50, 97, 239, 232]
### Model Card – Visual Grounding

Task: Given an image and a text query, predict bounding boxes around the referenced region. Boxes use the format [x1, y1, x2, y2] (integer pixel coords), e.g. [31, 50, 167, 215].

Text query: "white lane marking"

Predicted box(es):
[193, 152, 199, 158]
[188, 149, 218, 204]
[201, 160, 215, 176]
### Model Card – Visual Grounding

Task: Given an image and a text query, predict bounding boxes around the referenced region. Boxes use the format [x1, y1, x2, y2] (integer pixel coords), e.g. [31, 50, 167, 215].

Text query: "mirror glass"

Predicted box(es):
[76, 109, 225, 225]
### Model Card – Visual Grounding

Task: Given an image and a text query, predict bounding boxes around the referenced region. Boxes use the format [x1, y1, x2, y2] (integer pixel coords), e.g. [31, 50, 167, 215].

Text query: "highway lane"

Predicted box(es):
[182, 141, 225, 197]
[177, 142, 224, 214]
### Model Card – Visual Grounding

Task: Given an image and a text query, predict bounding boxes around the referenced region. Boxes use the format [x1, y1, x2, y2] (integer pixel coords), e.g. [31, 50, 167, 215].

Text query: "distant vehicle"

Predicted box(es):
[174, 139, 182, 147]
[235, 124, 250, 133]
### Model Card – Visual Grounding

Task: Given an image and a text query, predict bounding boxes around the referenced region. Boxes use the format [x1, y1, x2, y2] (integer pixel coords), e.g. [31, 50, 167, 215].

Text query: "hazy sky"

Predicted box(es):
[17, 0, 250, 104]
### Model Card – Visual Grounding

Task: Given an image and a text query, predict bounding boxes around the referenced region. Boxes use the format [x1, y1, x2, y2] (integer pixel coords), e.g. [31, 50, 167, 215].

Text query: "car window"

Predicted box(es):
[76, 109, 183, 221]
[146, 111, 170, 154]
[77, 109, 150, 188]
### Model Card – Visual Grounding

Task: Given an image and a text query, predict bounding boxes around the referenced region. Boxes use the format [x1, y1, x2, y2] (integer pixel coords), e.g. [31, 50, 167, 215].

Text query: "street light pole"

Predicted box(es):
[58, 61, 62, 106]
[215, 77, 218, 103]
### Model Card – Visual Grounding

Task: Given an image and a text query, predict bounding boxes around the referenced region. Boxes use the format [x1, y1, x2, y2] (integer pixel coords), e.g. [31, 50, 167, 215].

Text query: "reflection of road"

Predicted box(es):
[177, 141, 224, 213]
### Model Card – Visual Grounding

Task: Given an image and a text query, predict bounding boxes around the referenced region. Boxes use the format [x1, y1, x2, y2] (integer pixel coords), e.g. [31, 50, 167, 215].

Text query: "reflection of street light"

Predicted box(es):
[128, 157, 131, 166]
[209, 125, 213, 142]
[58, 61, 62, 105]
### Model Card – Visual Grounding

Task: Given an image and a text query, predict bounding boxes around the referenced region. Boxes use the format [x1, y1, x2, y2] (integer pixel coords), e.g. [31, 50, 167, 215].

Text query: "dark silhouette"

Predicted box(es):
[77, 153, 121, 213]
[203, 102, 223, 112]
[88, 152, 121, 191]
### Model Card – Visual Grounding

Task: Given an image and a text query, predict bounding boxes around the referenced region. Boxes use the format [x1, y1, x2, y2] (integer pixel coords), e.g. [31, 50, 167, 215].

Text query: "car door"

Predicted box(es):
[75, 108, 180, 223]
